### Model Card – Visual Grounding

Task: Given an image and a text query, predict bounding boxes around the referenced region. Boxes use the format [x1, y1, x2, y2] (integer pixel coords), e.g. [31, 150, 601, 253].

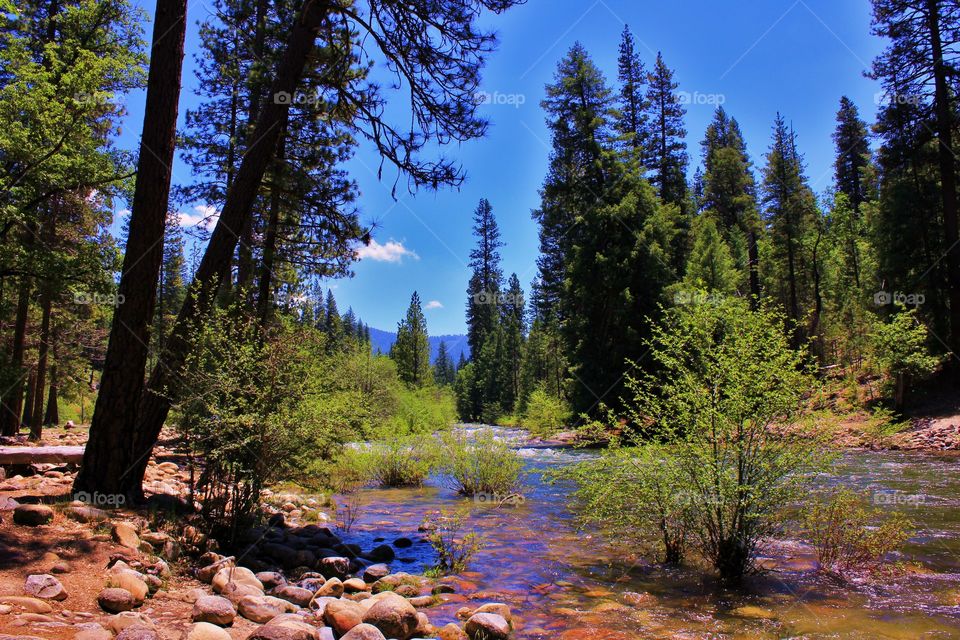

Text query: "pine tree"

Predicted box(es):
[615, 26, 648, 157]
[683, 217, 738, 294]
[324, 289, 343, 349]
[434, 341, 456, 385]
[391, 292, 431, 387]
[465, 198, 504, 357]
[833, 97, 872, 214]
[644, 52, 689, 208]
[499, 273, 526, 411]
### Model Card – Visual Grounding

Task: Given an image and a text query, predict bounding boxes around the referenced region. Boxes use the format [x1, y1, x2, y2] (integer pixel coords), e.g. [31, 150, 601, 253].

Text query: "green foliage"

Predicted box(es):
[803, 489, 912, 579]
[391, 292, 432, 387]
[520, 386, 570, 437]
[334, 435, 438, 489]
[422, 509, 485, 575]
[440, 428, 523, 498]
[870, 306, 941, 411]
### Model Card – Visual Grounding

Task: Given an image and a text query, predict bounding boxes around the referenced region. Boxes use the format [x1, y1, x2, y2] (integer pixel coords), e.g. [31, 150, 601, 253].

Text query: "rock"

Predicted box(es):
[220, 581, 264, 605]
[64, 506, 109, 523]
[408, 595, 435, 608]
[74, 624, 112, 640]
[23, 575, 67, 601]
[112, 523, 141, 550]
[273, 586, 313, 608]
[256, 572, 287, 590]
[198, 557, 234, 584]
[13, 504, 53, 526]
[97, 588, 137, 613]
[237, 595, 296, 624]
[191, 596, 236, 626]
[339, 624, 386, 640]
[362, 592, 418, 640]
[323, 599, 363, 636]
[212, 566, 264, 595]
[246, 614, 320, 640]
[106, 612, 156, 634]
[317, 557, 350, 579]
[438, 623, 469, 640]
[0, 596, 52, 614]
[105, 571, 148, 604]
[0, 605, 10, 615]
[414, 612, 434, 637]
[366, 545, 394, 563]
[184, 622, 232, 640]
[464, 613, 510, 640]
[473, 603, 512, 625]
[341, 578, 368, 594]
[362, 565, 389, 583]
[393, 537, 413, 549]
[315, 578, 343, 598]
[115, 626, 159, 640]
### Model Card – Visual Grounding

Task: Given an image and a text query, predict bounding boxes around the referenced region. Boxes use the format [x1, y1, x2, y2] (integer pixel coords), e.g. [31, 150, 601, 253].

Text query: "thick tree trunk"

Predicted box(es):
[257, 133, 286, 322]
[747, 230, 761, 309]
[927, 0, 960, 361]
[21, 368, 36, 429]
[30, 287, 52, 440]
[1, 276, 31, 436]
[126, 0, 332, 497]
[44, 362, 59, 426]
[73, 0, 188, 499]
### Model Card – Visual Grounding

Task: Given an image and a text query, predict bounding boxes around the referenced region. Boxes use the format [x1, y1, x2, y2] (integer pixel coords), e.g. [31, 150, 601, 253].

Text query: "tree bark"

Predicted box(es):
[927, 0, 960, 361]
[21, 368, 36, 429]
[73, 0, 188, 498]
[30, 285, 52, 440]
[44, 362, 59, 426]
[127, 0, 332, 498]
[257, 132, 286, 322]
[1, 276, 31, 436]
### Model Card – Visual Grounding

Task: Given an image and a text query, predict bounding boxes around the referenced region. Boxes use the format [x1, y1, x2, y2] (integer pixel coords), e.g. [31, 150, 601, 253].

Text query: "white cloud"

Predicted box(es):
[355, 238, 419, 263]
[424, 300, 443, 310]
[180, 204, 220, 230]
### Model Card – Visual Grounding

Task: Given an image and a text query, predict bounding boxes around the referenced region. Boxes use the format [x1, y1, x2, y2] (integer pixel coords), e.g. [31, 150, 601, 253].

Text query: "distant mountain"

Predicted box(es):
[368, 327, 470, 364]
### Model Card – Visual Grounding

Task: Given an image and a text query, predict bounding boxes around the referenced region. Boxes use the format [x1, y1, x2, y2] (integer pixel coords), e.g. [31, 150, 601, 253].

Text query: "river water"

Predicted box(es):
[342, 427, 960, 639]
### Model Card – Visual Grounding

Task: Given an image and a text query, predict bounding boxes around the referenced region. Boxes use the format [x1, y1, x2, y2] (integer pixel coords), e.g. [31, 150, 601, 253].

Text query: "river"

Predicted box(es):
[341, 426, 960, 639]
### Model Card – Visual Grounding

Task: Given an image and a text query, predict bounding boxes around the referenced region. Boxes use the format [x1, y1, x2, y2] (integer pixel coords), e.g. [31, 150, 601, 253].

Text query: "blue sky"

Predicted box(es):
[115, 0, 887, 335]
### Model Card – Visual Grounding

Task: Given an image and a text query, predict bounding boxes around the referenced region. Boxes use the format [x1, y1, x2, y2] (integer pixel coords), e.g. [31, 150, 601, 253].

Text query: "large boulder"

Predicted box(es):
[322, 599, 363, 636]
[13, 504, 53, 526]
[464, 613, 510, 640]
[361, 592, 418, 640]
[237, 595, 296, 624]
[24, 574, 67, 601]
[97, 588, 137, 613]
[191, 596, 236, 626]
[212, 566, 264, 595]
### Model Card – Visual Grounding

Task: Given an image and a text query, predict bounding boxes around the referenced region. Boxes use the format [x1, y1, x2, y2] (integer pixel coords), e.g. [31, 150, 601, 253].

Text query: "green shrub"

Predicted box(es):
[422, 509, 484, 575]
[803, 489, 912, 579]
[869, 306, 941, 413]
[440, 429, 523, 498]
[521, 387, 570, 436]
[366, 435, 437, 487]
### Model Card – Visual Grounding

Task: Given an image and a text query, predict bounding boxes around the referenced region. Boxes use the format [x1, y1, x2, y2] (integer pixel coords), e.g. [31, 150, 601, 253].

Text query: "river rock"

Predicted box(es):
[106, 612, 156, 634]
[237, 595, 296, 623]
[191, 596, 236, 626]
[97, 588, 137, 613]
[340, 624, 385, 640]
[213, 567, 263, 595]
[184, 622, 232, 640]
[273, 586, 313, 608]
[115, 626, 159, 640]
[464, 613, 511, 640]
[74, 624, 113, 640]
[323, 599, 363, 636]
[111, 523, 141, 550]
[65, 506, 109, 524]
[317, 557, 350, 579]
[197, 557, 234, 584]
[438, 623, 469, 640]
[221, 581, 264, 606]
[473, 603, 512, 625]
[256, 572, 286, 590]
[362, 592, 418, 640]
[365, 545, 394, 563]
[23, 575, 67, 601]
[362, 565, 389, 583]
[105, 571, 148, 604]
[0, 596, 53, 613]
[246, 614, 320, 640]
[315, 578, 343, 598]
[13, 505, 53, 526]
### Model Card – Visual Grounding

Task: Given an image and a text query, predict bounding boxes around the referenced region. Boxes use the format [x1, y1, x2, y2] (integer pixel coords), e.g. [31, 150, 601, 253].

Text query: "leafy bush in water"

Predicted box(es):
[521, 386, 570, 436]
[568, 295, 830, 582]
[440, 429, 523, 498]
[422, 509, 484, 575]
[803, 489, 912, 579]
[561, 443, 688, 563]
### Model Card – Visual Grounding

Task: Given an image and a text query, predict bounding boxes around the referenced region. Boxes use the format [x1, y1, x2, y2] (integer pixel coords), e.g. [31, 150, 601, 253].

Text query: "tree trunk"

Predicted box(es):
[73, 0, 188, 499]
[127, 0, 333, 498]
[1, 276, 31, 436]
[257, 132, 286, 322]
[21, 368, 36, 429]
[747, 230, 761, 309]
[44, 362, 59, 426]
[927, 0, 960, 362]
[30, 286, 52, 440]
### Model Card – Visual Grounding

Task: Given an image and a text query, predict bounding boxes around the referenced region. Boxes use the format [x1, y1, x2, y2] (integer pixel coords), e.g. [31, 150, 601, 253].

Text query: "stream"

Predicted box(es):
[341, 426, 960, 639]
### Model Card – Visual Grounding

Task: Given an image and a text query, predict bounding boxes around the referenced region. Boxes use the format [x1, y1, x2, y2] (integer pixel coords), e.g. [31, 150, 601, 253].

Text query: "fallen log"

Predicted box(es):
[0, 446, 84, 465]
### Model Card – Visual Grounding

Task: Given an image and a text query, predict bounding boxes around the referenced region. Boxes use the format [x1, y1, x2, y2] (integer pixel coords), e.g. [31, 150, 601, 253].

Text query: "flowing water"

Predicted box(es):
[343, 427, 960, 639]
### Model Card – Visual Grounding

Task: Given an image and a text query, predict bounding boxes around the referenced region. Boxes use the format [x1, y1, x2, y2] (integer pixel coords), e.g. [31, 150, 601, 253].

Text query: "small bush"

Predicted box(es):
[440, 429, 523, 498]
[367, 435, 437, 487]
[422, 509, 484, 575]
[521, 387, 570, 436]
[803, 489, 912, 579]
